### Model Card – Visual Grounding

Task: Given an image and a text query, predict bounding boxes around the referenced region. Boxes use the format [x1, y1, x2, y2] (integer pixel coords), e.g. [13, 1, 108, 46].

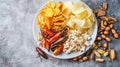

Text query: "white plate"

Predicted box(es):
[33, 0, 98, 59]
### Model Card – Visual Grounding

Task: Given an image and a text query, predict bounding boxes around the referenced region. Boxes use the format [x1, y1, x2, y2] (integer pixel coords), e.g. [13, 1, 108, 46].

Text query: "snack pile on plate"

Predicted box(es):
[36, 1, 95, 55]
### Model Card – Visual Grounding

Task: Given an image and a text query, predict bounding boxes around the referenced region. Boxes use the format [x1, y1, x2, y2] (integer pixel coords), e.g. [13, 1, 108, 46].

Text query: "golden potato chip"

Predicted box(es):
[53, 8, 60, 16]
[44, 17, 52, 29]
[55, 2, 62, 8]
[44, 8, 53, 17]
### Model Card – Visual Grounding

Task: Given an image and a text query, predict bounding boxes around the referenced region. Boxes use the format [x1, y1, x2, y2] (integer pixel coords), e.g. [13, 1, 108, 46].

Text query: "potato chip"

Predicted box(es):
[44, 17, 52, 29]
[87, 25, 94, 35]
[72, 2, 85, 14]
[53, 8, 60, 16]
[47, 1, 55, 8]
[82, 19, 93, 28]
[44, 8, 53, 17]
[74, 9, 88, 19]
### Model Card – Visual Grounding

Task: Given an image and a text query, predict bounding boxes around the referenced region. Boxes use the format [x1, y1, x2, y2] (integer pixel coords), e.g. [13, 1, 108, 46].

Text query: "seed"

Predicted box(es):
[104, 31, 109, 35]
[105, 27, 110, 31]
[90, 52, 95, 60]
[101, 34, 106, 39]
[97, 37, 102, 41]
[105, 37, 111, 42]
[109, 49, 116, 60]
[114, 33, 119, 39]
[82, 56, 88, 61]
[97, 49, 105, 54]
[103, 52, 109, 57]
[103, 43, 108, 50]
[96, 58, 104, 62]
[94, 51, 101, 58]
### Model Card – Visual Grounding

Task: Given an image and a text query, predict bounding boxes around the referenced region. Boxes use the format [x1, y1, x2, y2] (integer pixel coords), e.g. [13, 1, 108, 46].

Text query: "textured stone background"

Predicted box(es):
[0, 0, 120, 67]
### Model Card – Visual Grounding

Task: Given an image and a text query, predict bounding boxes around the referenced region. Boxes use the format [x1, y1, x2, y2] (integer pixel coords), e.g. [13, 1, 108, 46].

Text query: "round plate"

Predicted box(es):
[33, 0, 98, 59]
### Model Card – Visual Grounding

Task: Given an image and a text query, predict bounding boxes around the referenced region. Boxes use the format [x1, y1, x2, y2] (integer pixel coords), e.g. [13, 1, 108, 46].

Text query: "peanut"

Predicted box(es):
[104, 31, 109, 35]
[96, 58, 104, 62]
[82, 56, 88, 61]
[109, 49, 116, 60]
[105, 27, 110, 31]
[103, 43, 108, 50]
[97, 37, 102, 41]
[90, 52, 95, 60]
[113, 33, 119, 39]
[105, 37, 111, 42]
[103, 21, 107, 26]
[111, 29, 116, 34]
[111, 29, 119, 39]
[73, 57, 79, 61]
[101, 34, 106, 39]
[109, 24, 113, 28]
[97, 49, 105, 54]
[94, 51, 101, 58]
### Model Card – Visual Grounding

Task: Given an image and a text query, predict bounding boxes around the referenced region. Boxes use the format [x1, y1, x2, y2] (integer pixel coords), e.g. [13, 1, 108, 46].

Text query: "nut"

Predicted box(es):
[90, 52, 95, 60]
[103, 43, 108, 50]
[103, 21, 107, 26]
[104, 31, 109, 35]
[111, 29, 116, 34]
[73, 57, 79, 62]
[105, 27, 110, 31]
[101, 34, 106, 39]
[113, 33, 119, 39]
[102, 3, 108, 10]
[82, 56, 88, 61]
[97, 37, 102, 41]
[109, 49, 116, 60]
[96, 58, 104, 62]
[103, 52, 109, 57]
[97, 49, 105, 54]
[105, 37, 111, 42]
[94, 51, 101, 58]
[109, 24, 113, 28]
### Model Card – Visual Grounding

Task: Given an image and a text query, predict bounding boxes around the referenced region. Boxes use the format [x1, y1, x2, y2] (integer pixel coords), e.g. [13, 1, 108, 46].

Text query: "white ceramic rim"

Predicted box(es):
[32, 0, 98, 59]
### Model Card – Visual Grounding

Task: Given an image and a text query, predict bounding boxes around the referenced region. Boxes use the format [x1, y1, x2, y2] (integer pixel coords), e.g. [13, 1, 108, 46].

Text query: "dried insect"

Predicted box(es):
[36, 47, 48, 59]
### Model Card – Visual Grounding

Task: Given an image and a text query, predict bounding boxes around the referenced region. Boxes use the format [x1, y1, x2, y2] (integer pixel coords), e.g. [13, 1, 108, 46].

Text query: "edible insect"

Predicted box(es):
[48, 28, 67, 43]
[53, 45, 63, 55]
[36, 47, 48, 59]
[51, 36, 68, 48]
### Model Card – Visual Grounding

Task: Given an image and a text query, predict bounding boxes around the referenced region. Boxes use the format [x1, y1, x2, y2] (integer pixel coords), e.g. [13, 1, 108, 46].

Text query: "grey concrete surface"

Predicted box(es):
[0, 0, 120, 67]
